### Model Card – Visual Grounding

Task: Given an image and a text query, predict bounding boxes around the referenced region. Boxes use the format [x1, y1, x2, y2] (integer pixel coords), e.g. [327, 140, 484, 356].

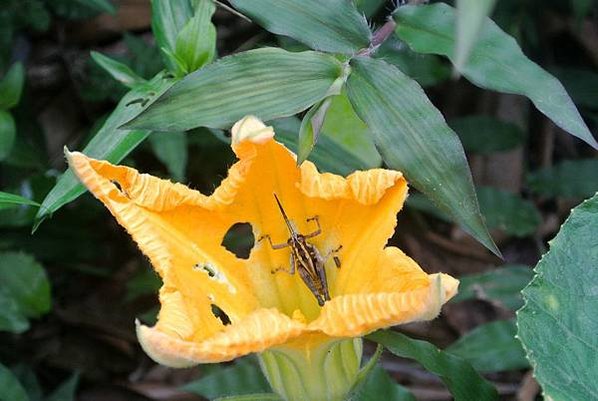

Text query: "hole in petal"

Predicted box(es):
[211, 304, 231, 326]
[221, 222, 254, 259]
[111, 180, 129, 198]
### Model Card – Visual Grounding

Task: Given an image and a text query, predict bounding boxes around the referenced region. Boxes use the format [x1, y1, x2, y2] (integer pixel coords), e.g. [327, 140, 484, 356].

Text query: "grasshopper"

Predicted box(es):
[258, 194, 341, 306]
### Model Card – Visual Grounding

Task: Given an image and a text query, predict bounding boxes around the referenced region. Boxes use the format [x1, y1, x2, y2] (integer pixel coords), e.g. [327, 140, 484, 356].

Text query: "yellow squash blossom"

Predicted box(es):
[67, 116, 458, 401]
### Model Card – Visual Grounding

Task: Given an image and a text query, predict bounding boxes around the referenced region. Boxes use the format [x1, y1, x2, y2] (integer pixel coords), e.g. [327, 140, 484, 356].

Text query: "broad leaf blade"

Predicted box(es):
[90, 51, 145, 88]
[0, 363, 29, 401]
[0, 62, 25, 109]
[518, 193, 598, 401]
[446, 320, 528, 373]
[0, 110, 16, 161]
[346, 56, 499, 256]
[454, 0, 496, 71]
[229, 0, 371, 54]
[182, 358, 270, 399]
[451, 265, 533, 310]
[297, 97, 332, 164]
[393, 3, 598, 149]
[124, 48, 343, 131]
[350, 365, 416, 401]
[527, 159, 598, 199]
[34, 74, 176, 226]
[368, 330, 498, 401]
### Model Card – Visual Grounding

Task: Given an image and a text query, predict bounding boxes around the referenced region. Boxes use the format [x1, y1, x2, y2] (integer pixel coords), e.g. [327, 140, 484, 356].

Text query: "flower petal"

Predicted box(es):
[309, 273, 458, 337]
[137, 307, 306, 367]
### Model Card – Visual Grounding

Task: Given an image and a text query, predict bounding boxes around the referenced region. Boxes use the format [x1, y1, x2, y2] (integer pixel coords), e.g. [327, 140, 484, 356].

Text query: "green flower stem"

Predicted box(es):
[258, 338, 363, 401]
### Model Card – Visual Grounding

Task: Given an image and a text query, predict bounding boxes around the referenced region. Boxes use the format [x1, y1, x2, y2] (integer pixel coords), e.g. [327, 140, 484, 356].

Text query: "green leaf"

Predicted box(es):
[298, 97, 332, 164]
[174, 0, 216, 74]
[0, 110, 16, 160]
[449, 115, 526, 154]
[0, 191, 40, 209]
[478, 187, 541, 237]
[446, 320, 528, 373]
[451, 265, 533, 310]
[346, 56, 499, 256]
[0, 62, 25, 109]
[527, 159, 598, 199]
[34, 73, 176, 227]
[229, 0, 371, 54]
[0, 363, 29, 401]
[518, 193, 598, 401]
[571, 0, 594, 22]
[355, 0, 387, 17]
[350, 365, 416, 401]
[148, 131, 188, 182]
[44, 374, 79, 401]
[124, 48, 344, 132]
[151, 0, 194, 54]
[368, 330, 498, 401]
[454, 0, 497, 71]
[214, 395, 282, 401]
[320, 91, 381, 168]
[393, 3, 598, 150]
[90, 51, 146, 89]
[0, 252, 51, 333]
[375, 35, 450, 87]
[271, 117, 367, 175]
[182, 358, 271, 399]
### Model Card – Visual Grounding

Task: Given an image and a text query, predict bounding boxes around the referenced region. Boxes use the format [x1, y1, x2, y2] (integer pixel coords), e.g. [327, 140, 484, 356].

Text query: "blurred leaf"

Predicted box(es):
[455, 0, 497, 71]
[35, 73, 176, 228]
[271, 117, 367, 175]
[527, 159, 598, 198]
[0, 252, 51, 333]
[451, 265, 533, 310]
[0, 110, 16, 160]
[182, 358, 270, 399]
[0, 175, 54, 227]
[11, 366, 42, 401]
[346, 56, 500, 256]
[298, 97, 332, 164]
[123, 34, 164, 80]
[214, 395, 281, 401]
[449, 115, 526, 154]
[478, 187, 541, 237]
[320, 91, 381, 168]
[571, 0, 594, 22]
[406, 193, 450, 222]
[125, 48, 343, 132]
[90, 51, 146, 89]
[229, 0, 371, 54]
[393, 3, 598, 149]
[368, 330, 498, 401]
[50, 0, 114, 19]
[446, 320, 528, 373]
[0, 363, 29, 401]
[0, 191, 40, 209]
[350, 365, 416, 401]
[149, 131, 188, 181]
[0, 62, 25, 109]
[518, 193, 598, 401]
[174, 0, 216, 75]
[78, 0, 115, 14]
[151, 0, 194, 55]
[44, 374, 79, 401]
[550, 68, 598, 109]
[376, 35, 450, 87]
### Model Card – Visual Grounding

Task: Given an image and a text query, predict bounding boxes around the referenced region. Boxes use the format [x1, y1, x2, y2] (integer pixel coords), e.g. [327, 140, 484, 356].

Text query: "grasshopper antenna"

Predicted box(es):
[273, 193, 296, 235]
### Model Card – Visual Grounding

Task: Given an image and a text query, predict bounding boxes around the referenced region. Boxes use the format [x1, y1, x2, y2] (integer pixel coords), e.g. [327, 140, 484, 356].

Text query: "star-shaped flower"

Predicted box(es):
[67, 116, 458, 400]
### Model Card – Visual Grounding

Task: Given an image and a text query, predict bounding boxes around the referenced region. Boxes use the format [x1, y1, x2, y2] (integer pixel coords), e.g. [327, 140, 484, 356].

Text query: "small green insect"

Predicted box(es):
[258, 194, 342, 306]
